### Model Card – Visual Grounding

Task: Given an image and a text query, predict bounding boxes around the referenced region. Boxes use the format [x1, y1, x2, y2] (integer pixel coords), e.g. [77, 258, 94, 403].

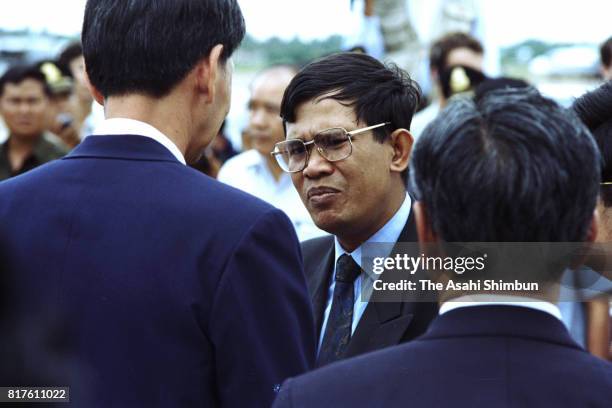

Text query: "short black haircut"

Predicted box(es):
[57, 41, 83, 78]
[600, 36, 612, 68]
[0, 64, 51, 97]
[429, 32, 484, 73]
[573, 80, 612, 206]
[280, 52, 420, 143]
[82, 0, 246, 98]
[411, 87, 600, 243]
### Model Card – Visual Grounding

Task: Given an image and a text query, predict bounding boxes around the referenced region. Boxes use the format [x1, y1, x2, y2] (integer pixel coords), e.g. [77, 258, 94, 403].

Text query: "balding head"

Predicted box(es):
[247, 65, 298, 156]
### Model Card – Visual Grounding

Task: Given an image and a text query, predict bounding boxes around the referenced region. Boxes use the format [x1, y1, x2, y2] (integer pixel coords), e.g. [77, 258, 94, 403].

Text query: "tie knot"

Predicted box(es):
[335, 254, 361, 283]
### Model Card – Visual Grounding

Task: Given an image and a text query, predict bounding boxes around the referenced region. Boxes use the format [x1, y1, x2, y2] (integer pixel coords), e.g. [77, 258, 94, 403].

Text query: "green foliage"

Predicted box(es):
[235, 34, 344, 70]
[500, 39, 575, 74]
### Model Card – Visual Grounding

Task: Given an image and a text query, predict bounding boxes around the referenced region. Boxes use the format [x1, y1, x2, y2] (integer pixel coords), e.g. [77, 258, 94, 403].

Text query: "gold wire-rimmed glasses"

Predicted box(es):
[271, 122, 390, 173]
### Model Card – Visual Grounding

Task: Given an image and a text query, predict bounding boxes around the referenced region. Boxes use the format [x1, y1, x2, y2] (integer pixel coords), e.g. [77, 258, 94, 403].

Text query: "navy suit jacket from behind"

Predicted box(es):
[273, 305, 612, 408]
[0, 135, 316, 407]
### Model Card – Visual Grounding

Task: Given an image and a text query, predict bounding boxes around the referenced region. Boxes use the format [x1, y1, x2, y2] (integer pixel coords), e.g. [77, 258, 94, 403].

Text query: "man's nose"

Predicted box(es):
[249, 108, 267, 128]
[17, 102, 32, 115]
[302, 146, 333, 179]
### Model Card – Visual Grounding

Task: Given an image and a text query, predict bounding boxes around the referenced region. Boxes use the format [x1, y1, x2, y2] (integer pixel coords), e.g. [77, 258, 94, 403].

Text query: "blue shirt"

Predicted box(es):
[318, 194, 412, 349]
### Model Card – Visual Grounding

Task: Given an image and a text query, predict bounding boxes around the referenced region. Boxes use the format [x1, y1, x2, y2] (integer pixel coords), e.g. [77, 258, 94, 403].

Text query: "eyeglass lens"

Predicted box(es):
[274, 128, 352, 172]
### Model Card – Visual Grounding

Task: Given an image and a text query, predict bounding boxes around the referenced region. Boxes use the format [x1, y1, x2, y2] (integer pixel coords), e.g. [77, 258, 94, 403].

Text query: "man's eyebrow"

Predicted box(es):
[286, 128, 311, 141]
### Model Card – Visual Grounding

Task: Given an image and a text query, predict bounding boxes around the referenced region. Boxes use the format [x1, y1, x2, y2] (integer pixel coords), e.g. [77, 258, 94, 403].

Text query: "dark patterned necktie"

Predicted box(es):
[316, 254, 362, 367]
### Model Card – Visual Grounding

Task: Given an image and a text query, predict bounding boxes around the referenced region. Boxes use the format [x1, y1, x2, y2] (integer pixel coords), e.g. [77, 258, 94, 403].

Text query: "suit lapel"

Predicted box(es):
[306, 244, 334, 340]
[346, 210, 420, 357]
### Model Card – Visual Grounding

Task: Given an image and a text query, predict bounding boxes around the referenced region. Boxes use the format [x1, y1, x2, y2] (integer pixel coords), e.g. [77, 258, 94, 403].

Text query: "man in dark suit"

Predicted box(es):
[274, 52, 437, 367]
[0, 1, 315, 406]
[273, 87, 612, 407]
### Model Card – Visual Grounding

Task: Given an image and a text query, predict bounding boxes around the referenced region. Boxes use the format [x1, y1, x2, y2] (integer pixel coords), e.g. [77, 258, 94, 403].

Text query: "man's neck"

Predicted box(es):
[104, 93, 190, 158]
[337, 189, 407, 252]
[8, 134, 40, 172]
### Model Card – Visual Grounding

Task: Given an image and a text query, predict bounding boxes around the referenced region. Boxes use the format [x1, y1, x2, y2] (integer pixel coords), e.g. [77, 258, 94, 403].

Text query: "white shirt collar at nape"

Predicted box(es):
[92, 118, 186, 165]
[439, 294, 563, 321]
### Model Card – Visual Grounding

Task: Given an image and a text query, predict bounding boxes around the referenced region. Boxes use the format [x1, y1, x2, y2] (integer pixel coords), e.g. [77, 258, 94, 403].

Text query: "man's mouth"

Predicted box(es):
[307, 186, 340, 206]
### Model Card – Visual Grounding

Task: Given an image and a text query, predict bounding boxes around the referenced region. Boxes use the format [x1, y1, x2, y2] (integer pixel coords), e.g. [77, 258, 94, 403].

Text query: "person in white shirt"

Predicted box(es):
[218, 65, 326, 241]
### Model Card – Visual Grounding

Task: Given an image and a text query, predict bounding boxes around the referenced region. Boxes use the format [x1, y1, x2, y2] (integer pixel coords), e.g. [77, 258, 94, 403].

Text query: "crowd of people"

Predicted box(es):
[0, 0, 611, 407]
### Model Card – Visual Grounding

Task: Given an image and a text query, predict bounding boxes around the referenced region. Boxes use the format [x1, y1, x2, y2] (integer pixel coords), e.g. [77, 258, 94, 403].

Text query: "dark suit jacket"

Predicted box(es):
[0, 135, 316, 407]
[301, 210, 438, 359]
[274, 305, 612, 408]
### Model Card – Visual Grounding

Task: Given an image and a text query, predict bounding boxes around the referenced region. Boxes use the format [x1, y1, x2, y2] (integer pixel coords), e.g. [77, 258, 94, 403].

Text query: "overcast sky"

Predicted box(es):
[0, 0, 609, 47]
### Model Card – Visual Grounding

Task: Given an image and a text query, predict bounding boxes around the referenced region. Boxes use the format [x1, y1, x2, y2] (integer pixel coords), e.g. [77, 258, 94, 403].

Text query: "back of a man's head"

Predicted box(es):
[411, 87, 600, 243]
[573, 80, 612, 206]
[82, 0, 245, 98]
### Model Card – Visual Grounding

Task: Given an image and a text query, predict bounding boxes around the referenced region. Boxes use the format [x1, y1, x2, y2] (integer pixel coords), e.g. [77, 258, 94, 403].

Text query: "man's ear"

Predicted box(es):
[83, 65, 104, 106]
[389, 128, 413, 174]
[413, 201, 438, 245]
[194, 44, 224, 104]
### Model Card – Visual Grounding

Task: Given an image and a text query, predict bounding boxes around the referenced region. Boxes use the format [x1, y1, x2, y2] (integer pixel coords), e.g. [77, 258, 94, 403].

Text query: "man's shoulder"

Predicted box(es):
[0, 154, 280, 227]
[279, 330, 612, 407]
[277, 341, 425, 406]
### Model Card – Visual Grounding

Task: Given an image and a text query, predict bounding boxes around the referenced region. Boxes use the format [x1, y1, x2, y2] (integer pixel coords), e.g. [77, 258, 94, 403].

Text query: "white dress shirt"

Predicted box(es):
[92, 118, 186, 165]
[318, 194, 412, 349]
[217, 149, 327, 242]
[439, 294, 563, 321]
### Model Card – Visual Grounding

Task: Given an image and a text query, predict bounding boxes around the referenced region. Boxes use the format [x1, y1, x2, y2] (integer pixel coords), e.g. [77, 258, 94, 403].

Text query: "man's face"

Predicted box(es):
[247, 71, 293, 156]
[0, 79, 49, 140]
[286, 98, 398, 241]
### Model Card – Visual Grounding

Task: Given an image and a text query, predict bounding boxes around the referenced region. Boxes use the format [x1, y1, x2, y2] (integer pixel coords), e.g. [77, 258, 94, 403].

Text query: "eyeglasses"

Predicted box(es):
[271, 122, 390, 173]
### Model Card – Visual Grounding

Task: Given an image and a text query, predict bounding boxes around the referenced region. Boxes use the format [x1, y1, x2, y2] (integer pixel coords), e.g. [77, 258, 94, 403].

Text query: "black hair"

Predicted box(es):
[600, 36, 612, 68]
[410, 86, 600, 243]
[280, 52, 420, 142]
[57, 41, 83, 78]
[429, 32, 484, 73]
[82, 0, 246, 98]
[0, 64, 51, 97]
[572, 80, 612, 206]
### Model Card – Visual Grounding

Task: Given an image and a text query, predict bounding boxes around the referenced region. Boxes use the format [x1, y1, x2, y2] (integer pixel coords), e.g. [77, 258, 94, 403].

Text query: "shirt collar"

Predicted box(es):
[334, 193, 411, 269]
[92, 118, 186, 165]
[439, 294, 563, 321]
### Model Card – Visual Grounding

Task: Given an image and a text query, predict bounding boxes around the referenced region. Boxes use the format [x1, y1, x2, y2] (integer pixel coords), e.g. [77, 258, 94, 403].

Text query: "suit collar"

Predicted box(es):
[308, 238, 335, 340]
[92, 118, 186, 164]
[422, 305, 580, 350]
[64, 135, 182, 164]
